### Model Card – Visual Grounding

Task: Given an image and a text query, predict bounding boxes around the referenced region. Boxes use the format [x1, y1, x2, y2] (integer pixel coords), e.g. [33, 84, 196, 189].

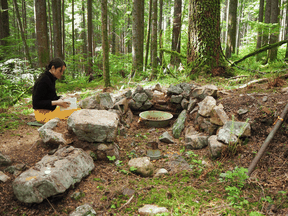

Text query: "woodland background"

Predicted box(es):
[0, 0, 288, 107]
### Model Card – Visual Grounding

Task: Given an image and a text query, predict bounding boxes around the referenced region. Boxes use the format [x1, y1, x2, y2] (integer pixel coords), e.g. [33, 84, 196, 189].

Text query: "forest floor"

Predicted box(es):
[1, 78, 288, 215]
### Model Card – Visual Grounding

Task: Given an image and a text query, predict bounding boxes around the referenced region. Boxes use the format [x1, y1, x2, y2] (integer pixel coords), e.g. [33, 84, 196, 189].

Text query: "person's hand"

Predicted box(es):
[57, 99, 71, 108]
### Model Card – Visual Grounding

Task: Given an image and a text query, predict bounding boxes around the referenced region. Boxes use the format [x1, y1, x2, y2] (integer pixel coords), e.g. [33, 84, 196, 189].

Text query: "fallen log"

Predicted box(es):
[234, 78, 269, 89]
[232, 39, 288, 66]
[247, 103, 288, 176]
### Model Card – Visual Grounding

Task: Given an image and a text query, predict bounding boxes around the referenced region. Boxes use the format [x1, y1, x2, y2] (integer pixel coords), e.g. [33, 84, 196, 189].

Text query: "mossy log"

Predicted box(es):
[232, 39, 288, 66]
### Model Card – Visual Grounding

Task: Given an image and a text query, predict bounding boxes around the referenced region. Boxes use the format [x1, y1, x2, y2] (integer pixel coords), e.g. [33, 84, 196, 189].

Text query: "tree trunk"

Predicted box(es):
[87, 0, 93, 76]
[159, 0, 163, 65]
[150, 0, 158, 80]
[62, 0, 65, 59]
[82, 0, 87, 74]
[52, 0, 63, 59]
[72, 0, 75, 75]
[47, 0, 53, 60]
[262, 0, 271, 61]
[256, 0, 264, 61]
[144, 0, 152, 69]
[225, 0, 237, 58]
[268, 0, 279, 62]
[22, 0, 26, 38]
[221, 0, 227, 46]
[187, 0, 223, 72]
[1, 0, 10, 46]
[127, 0, 132, 53]
[111, 0, 116, 55]
[35, 0, 49, 68]
[13, 0, 33, 67]
[285, 2, 288, 59]
[132, 0, 144, 76]
[101, 0, 111, 87]
[170, 0, 182, 66]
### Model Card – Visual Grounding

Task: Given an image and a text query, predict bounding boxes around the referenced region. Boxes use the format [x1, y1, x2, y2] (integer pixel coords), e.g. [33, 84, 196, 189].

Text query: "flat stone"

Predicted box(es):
[128, 99, 142, 110]
[217, 128, 238, 145]
[13, 146, 94, 203]
[133, 92, 148, 103]
[181, 98, 189, 109]
[144, 89, 154, 99]
[139, 100, 153, 111]
[187, 99, 197, 112]
[78, 95, 104, 109]
[38, 129, 66, 145]
[237, 109, 248, 115]
[198, 96, 216, 117]
[154, 168, 168, 177]
[167, 84, 183, 95]
[0, 171, 10, 182]
[199, 119, 218, 135]
[208, 135, 225, 158]
[133, 85, 144, 97]
[128, 157, 154, 177]
[170, 95, 183, 104]
[203, 84, 218, 97]
[38, 118, 60, 131]
[0, 152, 12, 166]
[185, 135, 208, 150]
[96, 93, 114, 109]
[69, 204, 96, 216]
[159, 131, 174, 144]
[138, 204, 169, 215]
[67, 109, 119, 143]
[223, 120, 251, 137]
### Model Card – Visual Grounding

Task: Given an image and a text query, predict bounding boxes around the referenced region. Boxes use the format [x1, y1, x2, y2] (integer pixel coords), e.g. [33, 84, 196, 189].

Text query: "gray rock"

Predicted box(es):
[0, 152, 12, 166]
[123, 188, 135, 196]
[199, 119, 219, 135]
[139, 100, 153, 111]
[13, 146, 94, 203]
[96, 143, 120, 161]
[67, 109, 119, 143]
[69, 204, 96, 216]
[185, 135, 208, 150]
[144, 89, 154, 99]
[138, 204, 169, 215]
[128, 99, 142, 110]
[154, 168, 168, 177]
[210, 104, 229, 126]
[262, 96, 268, 102]
[170, 95, 183, 103]
[38, 129, 66, 145]
[191, 85, 218, 99]
[96, 92, 114, 109]
[203, 84, 218, 97]
[185, 126, 199, 140]
[181, 98, 189, 109]
[208, 135, 225, 158]
[167, 84, 183, 95]
[198, 96, 216, 117]
[128, 157, 154, 177]
[166, 154, 192, 173]
[78, 95, 104, 109]
[38, 118, 60, 131]
[4, 164, 25, 175]
[0, 171, 10, 182]
[172, 110, 187, 139]
[133, 92, 148, 103]
[237, 109, 248, 115]
[191, 86, 205, 99]
[223, 120, 251, 137]
[159, 131, 174, 144]
[217, 128, 238, 145]
[124, 89, 132, 98]
[70, 191, 85, 201]
[132, 85, 144, 97]
[187, 99, 197, 112]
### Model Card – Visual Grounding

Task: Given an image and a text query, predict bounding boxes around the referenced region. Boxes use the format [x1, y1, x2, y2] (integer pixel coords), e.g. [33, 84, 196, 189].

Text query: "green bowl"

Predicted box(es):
[139, 110, 173, 128]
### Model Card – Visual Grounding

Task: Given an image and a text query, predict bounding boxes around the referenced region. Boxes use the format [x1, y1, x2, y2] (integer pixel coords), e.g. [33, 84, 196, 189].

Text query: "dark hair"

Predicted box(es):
[45, 58, 66, 72]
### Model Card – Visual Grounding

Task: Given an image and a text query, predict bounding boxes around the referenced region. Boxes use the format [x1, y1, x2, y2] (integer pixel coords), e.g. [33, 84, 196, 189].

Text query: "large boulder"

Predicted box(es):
[67, 109, 119, 143]
[12, 146, 94, 203]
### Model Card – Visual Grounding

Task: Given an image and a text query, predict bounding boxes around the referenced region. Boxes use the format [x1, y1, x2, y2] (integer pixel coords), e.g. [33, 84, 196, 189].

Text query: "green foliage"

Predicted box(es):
[219, 167, 249, 188]
[107, 155, 116, 162]
[129, 166, 137, 172]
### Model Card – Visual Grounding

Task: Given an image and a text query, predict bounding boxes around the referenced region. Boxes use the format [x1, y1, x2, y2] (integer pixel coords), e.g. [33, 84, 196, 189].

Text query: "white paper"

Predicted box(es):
[60, 97, 77, 111]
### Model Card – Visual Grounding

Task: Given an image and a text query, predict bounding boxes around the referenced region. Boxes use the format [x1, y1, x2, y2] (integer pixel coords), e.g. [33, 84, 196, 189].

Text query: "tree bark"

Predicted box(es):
[132, 0, 144, 76]
[101, 0, 111, 87]
[81, 0, 87, 73]
[158, 0, 163, 65]
[87, 0, 93, 76]
[171, 0, 182, 66]
[112, 0, 116, 55]
[150, 0, 158, 80]
[35, 0, 50, 68]
[262, 0, 271, 61]
[62, 0, 65, 59]
[225, 0, 238, 58]
[187, 0, 223, 72]
[13, 0, 33, 67]
[72, 0, 75, 75]
[268, 0, 279, 62]
[47, 0, 53, 59]
[285, 2, 288, 59]
[1, 0, 10, 46]
[52, 0, 63, 59]
[144, 0, 152, 69]
[256, 0, 264, 61]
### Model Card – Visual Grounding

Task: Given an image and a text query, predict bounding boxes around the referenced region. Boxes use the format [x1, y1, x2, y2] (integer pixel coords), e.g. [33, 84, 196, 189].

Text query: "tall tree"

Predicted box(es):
[72, 0, 75, 74]
[132, 0, 144, 76]
[285, 2, 288, 60]
[0, 0, 10, 47]
[158, 0, 163, 65]
[112, 0, 116, 55]
[144, 0, 152, 69]
[268, 0, 279, 62]
[35, 0, 49, 68]
[256, 0, 264, 61]
[87, 0, 93, 76]
[171, 0, 182, 66]
[62, 0, 65, 59]
[47, 0, 53, 59]
[52, 0, 63, 59]
[225, 0, 237, 58]
[101, 0, 111, 87]
[81, 0, 87, 73]
[150, 0, 157, 79]
[13, 0, 33, 67]
[262, 0, 271, 61]
[187, 0, 223, 73]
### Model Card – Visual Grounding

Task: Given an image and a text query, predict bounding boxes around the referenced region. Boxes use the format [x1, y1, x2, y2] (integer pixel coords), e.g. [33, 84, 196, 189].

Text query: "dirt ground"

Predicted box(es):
[1, 80, 288, 215]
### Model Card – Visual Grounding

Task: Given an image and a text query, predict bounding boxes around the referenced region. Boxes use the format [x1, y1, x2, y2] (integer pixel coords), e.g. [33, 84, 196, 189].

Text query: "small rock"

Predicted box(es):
[159, 131, 174, 144]
[0, 171, 10, 182]
[208, 135, 225, 158]
[237, 109, 248, 115]
[262, 96, 268, 102]
[123, 188, 135, 196]
[138, 204, 169, 215]
[172, 110, 187, 139]
[170, 95, 183, 104]
[181, 98, 189, 109]
[0, 152, 12, 166]
[198, 96, 216, 117]
[154, 168, 168, 177]
[69, 204, 96, 216]
[167, 84, 183, 95]
[70, 191, 85, 201]
[128, 157, 154, 177]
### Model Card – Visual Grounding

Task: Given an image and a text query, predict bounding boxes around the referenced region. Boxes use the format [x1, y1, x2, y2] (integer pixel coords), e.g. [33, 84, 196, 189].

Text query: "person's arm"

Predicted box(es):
[51, 99, 70, 108]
